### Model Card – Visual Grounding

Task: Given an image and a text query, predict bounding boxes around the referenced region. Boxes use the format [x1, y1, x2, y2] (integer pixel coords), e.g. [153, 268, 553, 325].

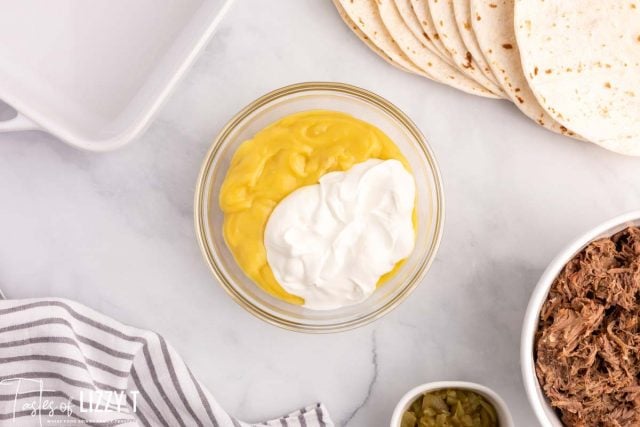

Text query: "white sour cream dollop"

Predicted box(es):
[264, 159, 416, 310]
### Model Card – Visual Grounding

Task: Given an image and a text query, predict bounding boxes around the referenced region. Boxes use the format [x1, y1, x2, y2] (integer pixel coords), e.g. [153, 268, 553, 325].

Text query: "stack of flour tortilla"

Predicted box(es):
[333, 0, 640, 156]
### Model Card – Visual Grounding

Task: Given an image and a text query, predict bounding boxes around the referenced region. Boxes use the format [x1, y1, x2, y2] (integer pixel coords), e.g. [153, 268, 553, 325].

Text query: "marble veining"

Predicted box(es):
[342, 332, 378, 426]
[0, 1, 639, 425]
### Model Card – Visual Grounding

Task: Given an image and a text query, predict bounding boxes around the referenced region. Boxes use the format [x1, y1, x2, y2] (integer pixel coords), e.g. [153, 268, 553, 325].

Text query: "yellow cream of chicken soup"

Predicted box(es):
[219, 110, 416, 306]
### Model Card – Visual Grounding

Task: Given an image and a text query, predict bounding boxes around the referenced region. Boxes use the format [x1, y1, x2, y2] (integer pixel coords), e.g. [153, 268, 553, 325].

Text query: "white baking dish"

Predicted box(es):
[0, 0, 234, 151]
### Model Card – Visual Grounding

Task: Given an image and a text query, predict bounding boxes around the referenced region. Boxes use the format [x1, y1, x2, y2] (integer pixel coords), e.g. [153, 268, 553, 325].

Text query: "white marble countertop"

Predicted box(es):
[1, 1, 639, 425]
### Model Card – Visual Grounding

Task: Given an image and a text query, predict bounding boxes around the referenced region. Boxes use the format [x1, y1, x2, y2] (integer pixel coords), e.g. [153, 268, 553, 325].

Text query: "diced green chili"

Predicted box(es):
[400, 389, 499, 427]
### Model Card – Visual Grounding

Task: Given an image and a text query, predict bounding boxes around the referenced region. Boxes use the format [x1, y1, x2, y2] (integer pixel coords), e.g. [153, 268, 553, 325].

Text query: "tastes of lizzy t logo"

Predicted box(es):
[0, 378, 138, 425]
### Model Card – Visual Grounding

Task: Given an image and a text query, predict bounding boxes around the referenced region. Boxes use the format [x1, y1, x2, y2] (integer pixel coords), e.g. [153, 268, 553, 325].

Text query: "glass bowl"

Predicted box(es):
[194, 82, 444, 333]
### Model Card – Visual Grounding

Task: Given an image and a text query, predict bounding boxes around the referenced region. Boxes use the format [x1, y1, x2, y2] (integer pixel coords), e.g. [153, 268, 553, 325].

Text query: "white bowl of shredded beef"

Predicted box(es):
[522, 211, 640, 427]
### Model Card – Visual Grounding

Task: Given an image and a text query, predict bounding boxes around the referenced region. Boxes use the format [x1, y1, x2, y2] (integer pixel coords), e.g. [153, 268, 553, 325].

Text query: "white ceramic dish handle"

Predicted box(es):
[0, 112, 39, 132]
[0, 109, 130, 152]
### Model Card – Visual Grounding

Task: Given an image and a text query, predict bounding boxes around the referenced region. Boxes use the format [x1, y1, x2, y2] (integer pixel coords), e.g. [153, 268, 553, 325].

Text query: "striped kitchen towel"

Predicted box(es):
[0, 298, 333, 426]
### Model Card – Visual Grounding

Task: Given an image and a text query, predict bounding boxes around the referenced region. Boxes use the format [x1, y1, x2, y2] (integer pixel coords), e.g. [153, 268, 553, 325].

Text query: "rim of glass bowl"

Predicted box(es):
[194, 82, 445, 333]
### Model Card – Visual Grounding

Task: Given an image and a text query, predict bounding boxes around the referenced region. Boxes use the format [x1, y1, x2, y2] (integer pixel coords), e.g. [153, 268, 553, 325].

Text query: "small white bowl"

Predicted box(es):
[390, 381, 514, 427]
[521, 211, 640, 426]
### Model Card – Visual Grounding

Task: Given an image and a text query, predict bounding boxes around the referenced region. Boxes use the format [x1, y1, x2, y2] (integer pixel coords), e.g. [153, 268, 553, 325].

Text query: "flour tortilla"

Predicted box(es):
[470, 0, 580, 139]
[336, 0, 498, 97]
[333, 0, 426, 75]
[377, 0, 500, 96]
[451, 0, 503, 90]
[409, 0, 451, 60]
[427, 0, 504, 97]
[394, 0, 453, 66]
[335, 1, 413, 74]
[515, 0, 640, 155]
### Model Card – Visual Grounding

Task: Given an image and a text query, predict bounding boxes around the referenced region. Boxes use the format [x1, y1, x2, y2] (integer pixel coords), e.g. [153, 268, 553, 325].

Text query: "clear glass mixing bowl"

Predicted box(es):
[194, 82, 444, 332]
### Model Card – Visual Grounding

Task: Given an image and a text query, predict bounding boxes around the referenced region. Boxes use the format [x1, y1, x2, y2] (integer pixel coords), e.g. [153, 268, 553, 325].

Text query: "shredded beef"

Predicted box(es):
[536, 226, 640, 427]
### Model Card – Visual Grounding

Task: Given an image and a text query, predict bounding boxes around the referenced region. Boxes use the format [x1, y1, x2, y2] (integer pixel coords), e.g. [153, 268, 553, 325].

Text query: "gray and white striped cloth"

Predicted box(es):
[0, 298, 333, 426]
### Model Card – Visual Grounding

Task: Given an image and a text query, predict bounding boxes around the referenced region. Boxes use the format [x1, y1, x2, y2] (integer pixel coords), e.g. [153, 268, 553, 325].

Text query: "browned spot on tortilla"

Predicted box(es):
[534, 66, 539, 75]
[489, 3, 497, 7]
[434, 33, 440, 40]
[559, 125, 568, 133]
[516, 96, 525, 104]
[476, 13, 481, 21]
[464, 21, 471, 30]
[502, 43, 513, 49]
[463, 51, 474, 69]
[545, 69, 553, 74]
[515, 88, 521, 92]
[422, 32, 431, 41]
[604, 82, 612, 89]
